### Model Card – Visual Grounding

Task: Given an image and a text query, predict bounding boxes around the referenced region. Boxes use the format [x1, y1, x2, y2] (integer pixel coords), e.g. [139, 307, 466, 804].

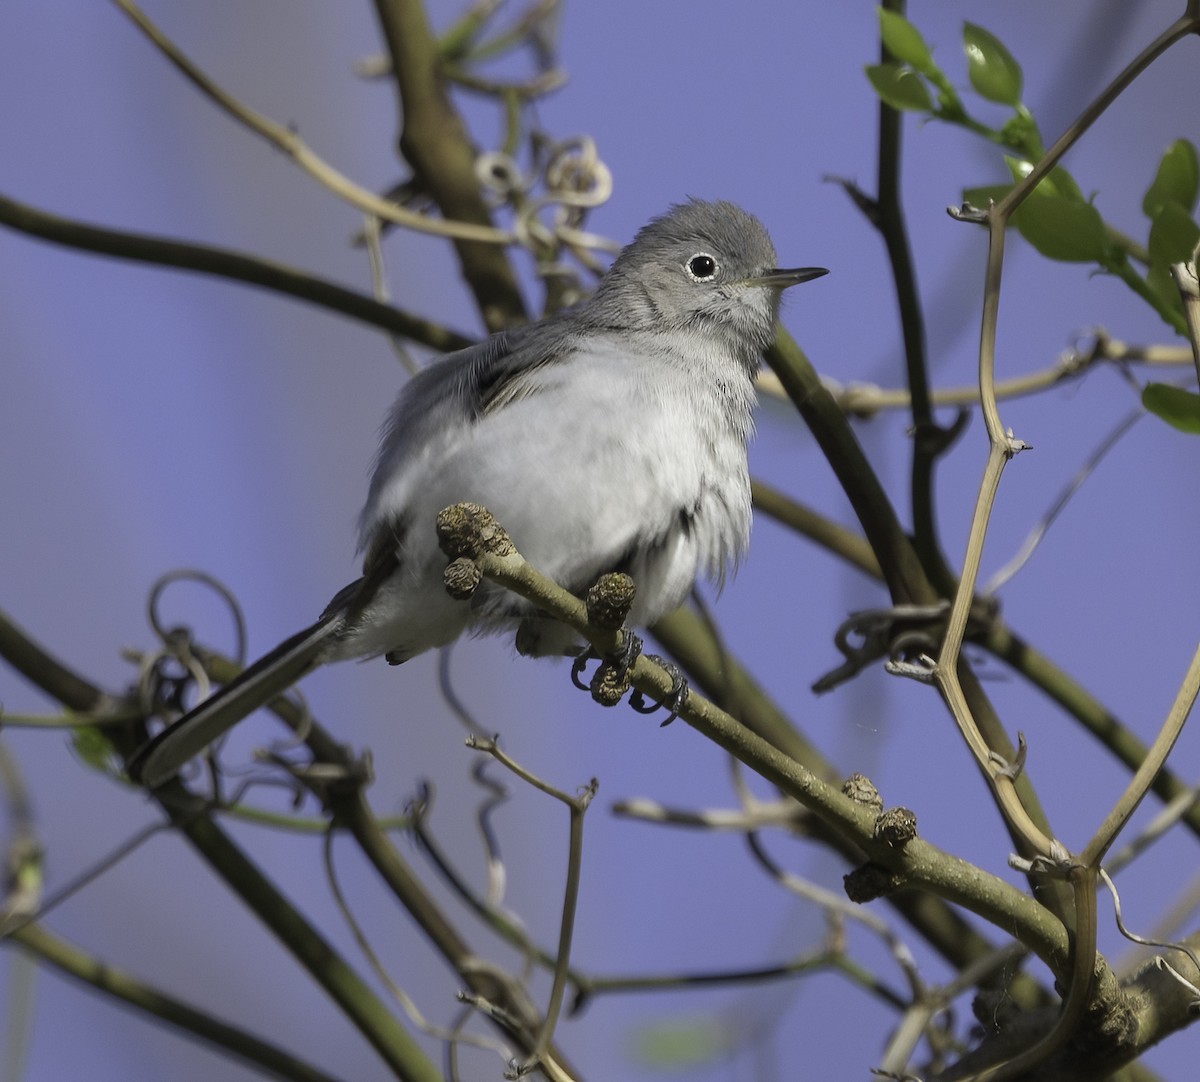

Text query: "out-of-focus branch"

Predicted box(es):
[0, 610, 118, 716]
[372, 0, 529, 330]
[0, 610, 444, 1081]
[193, 651, 583, 1075]
[467, 738, 593, 1076]
[871, 0, 956, 593]
[7, 923, 342, 1082]
[751, 479, 881, 580]
[764, 330, 935, 608]
[0, 192, 474, 354]
[156, 784, 445, 1082]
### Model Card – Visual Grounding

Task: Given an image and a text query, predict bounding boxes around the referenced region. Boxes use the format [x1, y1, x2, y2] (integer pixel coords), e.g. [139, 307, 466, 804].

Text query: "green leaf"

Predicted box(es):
[1143, 383, 1200, 434]
[1147, 202, 1200, 268]
[635, 1021, 731, 1067]
[1146, 262, 1186, 320]
[998, 111, 1044, 158]
[1143, 139, 1200, 217]
[71, 725, 118, 773]
[1013, 194, 1109, 262]
[963, 22, 1023, 106]
[878, 8, 936, 74]
[1003, 157, 1084, 201]
[962, 180, 1111, 262]
[865, 62, 933, 113]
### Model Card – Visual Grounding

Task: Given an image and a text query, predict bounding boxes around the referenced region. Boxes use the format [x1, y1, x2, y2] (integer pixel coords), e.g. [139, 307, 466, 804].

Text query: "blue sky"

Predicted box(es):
[2, 2, 1198, 1079]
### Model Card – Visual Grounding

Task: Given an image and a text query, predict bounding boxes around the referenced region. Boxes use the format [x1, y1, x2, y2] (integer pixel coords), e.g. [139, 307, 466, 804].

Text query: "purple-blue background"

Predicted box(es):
[2, 2, 1198, 1079]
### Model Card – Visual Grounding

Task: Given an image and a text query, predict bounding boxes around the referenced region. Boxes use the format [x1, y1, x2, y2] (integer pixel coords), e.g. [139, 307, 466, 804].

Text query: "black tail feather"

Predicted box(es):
[128, 613, 342, 788]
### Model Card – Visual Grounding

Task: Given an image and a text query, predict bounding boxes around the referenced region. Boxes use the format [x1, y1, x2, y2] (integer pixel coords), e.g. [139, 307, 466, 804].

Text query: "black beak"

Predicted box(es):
[744, 266, 829, 288]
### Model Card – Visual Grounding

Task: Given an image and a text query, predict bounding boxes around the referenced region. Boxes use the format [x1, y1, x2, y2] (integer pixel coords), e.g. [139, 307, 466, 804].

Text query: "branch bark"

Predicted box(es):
[373, 0, 528, 330]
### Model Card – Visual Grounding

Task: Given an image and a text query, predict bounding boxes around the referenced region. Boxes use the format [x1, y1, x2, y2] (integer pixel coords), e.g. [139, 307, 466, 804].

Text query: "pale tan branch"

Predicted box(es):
[111, 0, 514, 245]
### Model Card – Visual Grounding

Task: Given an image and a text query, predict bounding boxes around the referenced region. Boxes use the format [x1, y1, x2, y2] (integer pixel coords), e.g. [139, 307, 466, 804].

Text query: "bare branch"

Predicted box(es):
[111, 0, 515, 245]
[0, 191, 474, 352]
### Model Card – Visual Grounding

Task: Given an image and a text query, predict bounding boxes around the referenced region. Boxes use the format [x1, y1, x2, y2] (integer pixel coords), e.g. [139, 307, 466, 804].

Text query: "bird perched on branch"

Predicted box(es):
[130, 198, 826, 787]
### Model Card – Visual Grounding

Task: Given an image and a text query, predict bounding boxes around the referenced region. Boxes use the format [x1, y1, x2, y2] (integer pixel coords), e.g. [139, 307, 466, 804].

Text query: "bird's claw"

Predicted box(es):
[571, 635, 687, 723]
[570, 651, 592, 691]
[630, 655, 688, 726]
[572, 629, 644, 690]
[608, 630, 643, 674]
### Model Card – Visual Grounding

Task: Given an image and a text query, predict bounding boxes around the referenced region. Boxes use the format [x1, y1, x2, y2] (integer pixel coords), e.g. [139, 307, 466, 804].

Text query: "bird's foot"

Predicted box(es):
[570, 634, 687, 724]
[570, 629, 643, 693]
[630, 656, 688, 726]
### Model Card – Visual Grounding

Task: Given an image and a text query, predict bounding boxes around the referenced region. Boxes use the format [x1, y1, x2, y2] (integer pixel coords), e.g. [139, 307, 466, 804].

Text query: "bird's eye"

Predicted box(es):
[685, 253, 719, 281]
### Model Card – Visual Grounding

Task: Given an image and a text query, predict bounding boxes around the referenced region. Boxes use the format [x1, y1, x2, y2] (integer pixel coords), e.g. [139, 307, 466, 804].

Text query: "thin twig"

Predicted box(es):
[938, 25, 1200, 1079]
[1100, 870, 1200, 985]
[984, 406, 1143, 596]
[876, 942, 1028, 1078]
[577, 949, 886, 1002]
[408, 791, 563, 977]
[1130, 870, 1200, 966]
[328, 775, 582, 1074]
[936, 6, 1200, 870]
[321, 827, 515, 1066]
[161, 784, 446, 1082]
[612, 795, 805, 832]
[361, 215, 422, 373]
[745, 832, 923, 1000]
[1, 822, 168, 938]
[111, 0, 514, 244]
[1106, 782, 1200, 877]
[165, 647, 584, 1075]
[466, 737, 593, 1076]
[984, 625, 1200, 846]
[1082, 643, 1200, 869]
[760, 334, 1194, 416]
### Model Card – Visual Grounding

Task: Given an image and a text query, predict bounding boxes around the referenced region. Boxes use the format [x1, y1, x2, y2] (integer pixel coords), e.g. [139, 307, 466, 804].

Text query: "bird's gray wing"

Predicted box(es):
[130, 316, 594, 787]
[358, 314, 576, 556]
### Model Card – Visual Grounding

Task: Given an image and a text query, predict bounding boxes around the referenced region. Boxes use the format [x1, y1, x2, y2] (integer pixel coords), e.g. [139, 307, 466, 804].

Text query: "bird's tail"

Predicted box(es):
[128, 612, 344, 788]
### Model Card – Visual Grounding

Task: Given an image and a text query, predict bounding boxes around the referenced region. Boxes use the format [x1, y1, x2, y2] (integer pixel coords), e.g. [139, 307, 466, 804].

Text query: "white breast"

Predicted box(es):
[337, 332, 755, 663]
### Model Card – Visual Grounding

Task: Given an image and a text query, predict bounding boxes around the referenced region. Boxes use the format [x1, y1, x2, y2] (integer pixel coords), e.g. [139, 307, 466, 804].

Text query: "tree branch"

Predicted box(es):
[7, 923, 342, 1082]
[0, 192, 474, 353]
[372, 0, 528, 329]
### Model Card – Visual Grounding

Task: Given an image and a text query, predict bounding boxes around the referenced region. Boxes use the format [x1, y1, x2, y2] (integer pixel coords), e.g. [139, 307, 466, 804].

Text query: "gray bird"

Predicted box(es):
[130, 199, 826, 787]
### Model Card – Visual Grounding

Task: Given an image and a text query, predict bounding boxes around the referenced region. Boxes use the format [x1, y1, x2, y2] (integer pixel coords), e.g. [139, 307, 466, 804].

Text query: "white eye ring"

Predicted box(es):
[685, 253, 719, 281]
